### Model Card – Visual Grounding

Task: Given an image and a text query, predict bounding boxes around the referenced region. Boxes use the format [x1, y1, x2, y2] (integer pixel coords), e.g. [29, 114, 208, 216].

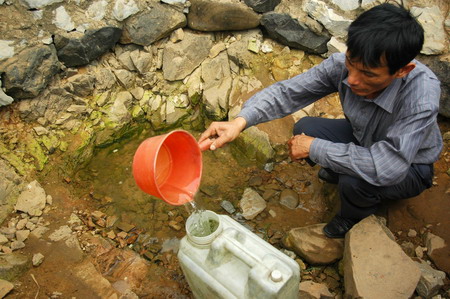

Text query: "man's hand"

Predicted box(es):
[288, 133, 315, 160]
[198, 117, 247, 151]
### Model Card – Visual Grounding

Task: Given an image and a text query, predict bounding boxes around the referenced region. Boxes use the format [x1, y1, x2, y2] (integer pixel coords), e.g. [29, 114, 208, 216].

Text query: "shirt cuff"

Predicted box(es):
[237, 110, 256, 129]
[309, 138, 331, 167]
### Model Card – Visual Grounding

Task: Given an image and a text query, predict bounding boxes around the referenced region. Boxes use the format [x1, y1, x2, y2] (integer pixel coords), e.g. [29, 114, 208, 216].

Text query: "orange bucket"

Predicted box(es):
[132, 130, 202, 205]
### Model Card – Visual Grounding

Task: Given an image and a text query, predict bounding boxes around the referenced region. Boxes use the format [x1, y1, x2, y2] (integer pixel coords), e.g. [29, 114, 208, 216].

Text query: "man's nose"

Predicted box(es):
[348, 71, 361, 86]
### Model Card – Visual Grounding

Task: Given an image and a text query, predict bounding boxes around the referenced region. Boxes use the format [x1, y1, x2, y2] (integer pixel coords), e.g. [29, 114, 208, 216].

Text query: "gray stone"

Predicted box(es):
[55, 27, 122, 67]
[112, 0, 139, 21]
[32, 253, 44, 267]
[113, 69, 135, 89]
[130, 50, 153, 75]
[0, 279, 13, 298]
[0, 40, 15, 60]
[244, 0, 280, 13]
[331, 0, 359, 11]
[121, 3, 186, 46]
[0, 253, 30, 281]
[284, 224, 344, 264]
[226, 30, 263, 69]
[30, 226, 49, 239]
[260, 13, 330, 54]
[163, 31, 213, 81]
[0, 160, 22, 224]
[343, 215, 420, 298]
[415, 261, 446, 298]
[14, 181, 47, 217]
[187, 0, 260, 31]
[65, 74, 95, 97]
[412, 6, 446, 55]
[53, 6, 75, 31]
[0, 81, 13, 106]
[304, 0, 352, 39]
[0, 235, 7, 245]
[220, 200, 236, 214]
[201, 51, 232, 120]
[48, 225, 72, 242]
[108, 91, 133, 125]
[94, 69, 116, 92]
[0, 45, 59, 99]
[10, 241, 25, 251]
[15, 230, 30, 242]
[239, 188, 267, 220]
[279, 189, 299, 209]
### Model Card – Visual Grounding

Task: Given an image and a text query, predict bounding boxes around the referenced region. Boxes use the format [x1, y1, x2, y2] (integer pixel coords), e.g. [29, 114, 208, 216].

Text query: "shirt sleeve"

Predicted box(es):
[310, 83, 441, 186]
[237, 53, 344, 128]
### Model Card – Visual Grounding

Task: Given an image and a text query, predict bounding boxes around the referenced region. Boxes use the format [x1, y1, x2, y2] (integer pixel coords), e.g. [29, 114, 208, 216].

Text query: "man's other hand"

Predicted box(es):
[288, 133, 315, 160]
[198, 117, 247, 151]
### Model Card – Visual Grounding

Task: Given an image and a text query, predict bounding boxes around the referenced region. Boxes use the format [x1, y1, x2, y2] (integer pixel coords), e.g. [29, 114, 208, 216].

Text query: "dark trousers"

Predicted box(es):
[294, 117, 433, 221]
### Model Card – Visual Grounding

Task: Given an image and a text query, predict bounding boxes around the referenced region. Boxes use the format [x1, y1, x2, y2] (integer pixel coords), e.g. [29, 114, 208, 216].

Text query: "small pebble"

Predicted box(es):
[32, 253, 45, 266]
[407, 229, 417, 238]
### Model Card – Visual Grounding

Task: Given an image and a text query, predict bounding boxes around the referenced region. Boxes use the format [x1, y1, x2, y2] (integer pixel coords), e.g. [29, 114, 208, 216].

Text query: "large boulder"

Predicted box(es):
[121, 3, 186, 46]
[343, 215, 421, 298]
[261, 13, 330, 54]
[283, 224, 344, 264]
[187, 0, 261, 31]
[0, 45, 59, 99]
[55, 27, 122, 67]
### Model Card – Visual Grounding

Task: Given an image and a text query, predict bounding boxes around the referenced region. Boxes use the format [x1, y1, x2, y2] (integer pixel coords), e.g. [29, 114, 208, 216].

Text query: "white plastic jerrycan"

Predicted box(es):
[178, 210, 300, 298]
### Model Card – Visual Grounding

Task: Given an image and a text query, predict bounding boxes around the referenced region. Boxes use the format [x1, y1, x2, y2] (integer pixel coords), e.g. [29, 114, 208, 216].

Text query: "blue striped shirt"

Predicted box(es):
[238, 53, 443, 186]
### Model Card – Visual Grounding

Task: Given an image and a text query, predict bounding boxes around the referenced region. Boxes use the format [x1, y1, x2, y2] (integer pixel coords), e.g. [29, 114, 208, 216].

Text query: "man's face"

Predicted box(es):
[345, 52, 397, 99]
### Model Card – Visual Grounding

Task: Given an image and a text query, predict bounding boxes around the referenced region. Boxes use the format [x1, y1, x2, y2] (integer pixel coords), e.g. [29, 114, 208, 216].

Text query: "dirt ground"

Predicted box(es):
[3, 116, 450, 298]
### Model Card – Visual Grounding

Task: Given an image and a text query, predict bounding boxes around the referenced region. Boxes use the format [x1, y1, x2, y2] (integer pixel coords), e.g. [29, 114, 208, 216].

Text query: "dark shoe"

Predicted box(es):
[318, 168, 339, 184]
[323, 215, 358, 238]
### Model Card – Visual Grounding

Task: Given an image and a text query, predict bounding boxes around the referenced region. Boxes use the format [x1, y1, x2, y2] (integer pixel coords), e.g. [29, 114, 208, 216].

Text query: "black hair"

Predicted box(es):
[346, 3, 424, 74]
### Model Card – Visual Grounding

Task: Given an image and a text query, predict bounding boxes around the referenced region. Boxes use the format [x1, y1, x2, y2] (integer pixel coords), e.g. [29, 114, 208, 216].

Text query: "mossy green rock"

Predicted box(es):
[0, 142, 33, 176]
[231, 126, 275, 167]
[25, 136, 48, 171]
[0, 253, 31, 281]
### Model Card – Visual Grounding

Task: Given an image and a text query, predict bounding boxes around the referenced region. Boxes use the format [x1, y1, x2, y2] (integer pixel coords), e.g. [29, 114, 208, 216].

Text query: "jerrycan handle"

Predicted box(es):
[208, 227, 261, 268]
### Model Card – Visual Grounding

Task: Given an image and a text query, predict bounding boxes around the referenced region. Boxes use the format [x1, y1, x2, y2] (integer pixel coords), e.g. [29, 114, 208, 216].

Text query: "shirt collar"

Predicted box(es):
[343, 78, 402, 113]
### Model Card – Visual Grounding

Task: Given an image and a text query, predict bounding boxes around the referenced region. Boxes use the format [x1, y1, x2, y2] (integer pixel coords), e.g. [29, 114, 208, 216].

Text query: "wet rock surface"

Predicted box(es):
[0, 0, 448, 297]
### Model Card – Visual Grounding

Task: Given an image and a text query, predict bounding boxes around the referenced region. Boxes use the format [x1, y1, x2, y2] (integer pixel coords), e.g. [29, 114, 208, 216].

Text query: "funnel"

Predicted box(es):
[132, 130, 202, 205]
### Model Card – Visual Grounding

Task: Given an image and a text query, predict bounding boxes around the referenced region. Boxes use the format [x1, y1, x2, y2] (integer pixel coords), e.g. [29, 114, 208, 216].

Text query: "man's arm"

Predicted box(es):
[310, 103, 441, 186]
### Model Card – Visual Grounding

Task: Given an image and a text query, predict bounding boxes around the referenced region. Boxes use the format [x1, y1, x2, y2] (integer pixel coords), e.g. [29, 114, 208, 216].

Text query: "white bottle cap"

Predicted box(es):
[270, 270, 283, 282]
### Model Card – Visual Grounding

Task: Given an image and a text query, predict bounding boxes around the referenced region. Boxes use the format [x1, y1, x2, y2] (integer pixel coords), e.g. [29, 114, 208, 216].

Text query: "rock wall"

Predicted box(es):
[0, 0, 448, 222]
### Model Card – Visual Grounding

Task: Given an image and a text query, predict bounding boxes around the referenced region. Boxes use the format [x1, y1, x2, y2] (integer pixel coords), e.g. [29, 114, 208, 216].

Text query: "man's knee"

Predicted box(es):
[293, 116, 317, 135]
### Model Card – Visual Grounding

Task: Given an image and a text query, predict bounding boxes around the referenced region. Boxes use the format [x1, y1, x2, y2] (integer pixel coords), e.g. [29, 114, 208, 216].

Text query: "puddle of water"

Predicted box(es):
[72, 130, 252, 238]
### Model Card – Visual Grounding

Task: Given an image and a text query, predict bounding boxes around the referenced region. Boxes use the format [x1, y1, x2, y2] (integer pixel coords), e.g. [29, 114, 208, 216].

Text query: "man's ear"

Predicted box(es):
[395, 63, 416, 78]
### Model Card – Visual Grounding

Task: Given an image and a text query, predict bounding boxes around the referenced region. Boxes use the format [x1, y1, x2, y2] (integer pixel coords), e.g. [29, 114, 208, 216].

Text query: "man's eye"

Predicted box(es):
[363, 72, 375, 77]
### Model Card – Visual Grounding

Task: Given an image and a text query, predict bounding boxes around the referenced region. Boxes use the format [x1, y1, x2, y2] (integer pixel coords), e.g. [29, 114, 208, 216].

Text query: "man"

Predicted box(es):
[198, 3, 442, 238]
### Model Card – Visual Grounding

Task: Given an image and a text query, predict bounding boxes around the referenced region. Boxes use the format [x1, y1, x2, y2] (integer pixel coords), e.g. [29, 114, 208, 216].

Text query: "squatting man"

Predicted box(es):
[198, 3, 443, 238]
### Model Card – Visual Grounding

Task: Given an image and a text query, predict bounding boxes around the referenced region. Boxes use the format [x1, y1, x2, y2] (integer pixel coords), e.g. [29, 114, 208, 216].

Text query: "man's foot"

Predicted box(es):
[323, 215, 358, 238]
[318, 168, 339, 184]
